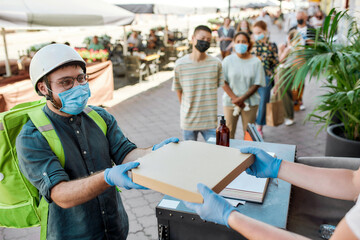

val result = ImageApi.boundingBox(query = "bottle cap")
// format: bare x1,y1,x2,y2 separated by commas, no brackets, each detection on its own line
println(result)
218,115,226,125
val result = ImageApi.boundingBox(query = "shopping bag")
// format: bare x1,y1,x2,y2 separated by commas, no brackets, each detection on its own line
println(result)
266,92,284,127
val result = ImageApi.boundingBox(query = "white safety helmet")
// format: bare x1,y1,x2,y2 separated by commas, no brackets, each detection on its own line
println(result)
29,43,86,95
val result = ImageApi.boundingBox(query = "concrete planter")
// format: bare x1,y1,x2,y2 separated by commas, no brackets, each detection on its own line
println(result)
325,123,360,157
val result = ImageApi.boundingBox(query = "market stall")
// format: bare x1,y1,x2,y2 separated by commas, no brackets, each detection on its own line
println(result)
0,60,114,112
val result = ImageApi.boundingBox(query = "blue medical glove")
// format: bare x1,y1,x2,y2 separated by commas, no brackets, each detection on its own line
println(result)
240,147,282,178
152,137,179,151
104,162,147,190
183,183,237,228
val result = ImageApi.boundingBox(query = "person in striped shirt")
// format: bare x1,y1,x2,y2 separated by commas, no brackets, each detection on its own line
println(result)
172,25,225,141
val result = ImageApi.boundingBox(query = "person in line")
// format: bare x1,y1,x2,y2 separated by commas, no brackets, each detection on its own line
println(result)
88,35,105,51
235,20,253,36
288,10,315,111
251,20,279,138
289,10,315,46
310,9,325,29
218,17,235,59
276,29,302,126
16,43,179,240
172,25,224,141
184,147,360,240
222,32,265,139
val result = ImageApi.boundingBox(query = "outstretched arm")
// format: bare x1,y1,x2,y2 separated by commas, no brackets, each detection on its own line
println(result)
241,147,359,201
51,171,109,209
228,211,309,240
278,161,358,201
51,162,145,208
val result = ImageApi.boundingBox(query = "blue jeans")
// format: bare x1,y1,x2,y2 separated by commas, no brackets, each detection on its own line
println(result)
256,76,272,126
182,129,216,141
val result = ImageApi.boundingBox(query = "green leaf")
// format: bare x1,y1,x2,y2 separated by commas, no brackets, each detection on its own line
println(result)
347,90,355,103
342,109,360,124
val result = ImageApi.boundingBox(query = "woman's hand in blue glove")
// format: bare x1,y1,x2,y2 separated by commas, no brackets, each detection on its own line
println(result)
241,147,282,178
152,137,179,151
104,162,147,190
183,183,237,228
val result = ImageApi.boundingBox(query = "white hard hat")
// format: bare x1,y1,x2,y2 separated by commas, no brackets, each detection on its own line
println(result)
29,44,86,94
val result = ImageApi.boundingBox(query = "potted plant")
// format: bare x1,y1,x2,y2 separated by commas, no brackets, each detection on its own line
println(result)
279,9,360,157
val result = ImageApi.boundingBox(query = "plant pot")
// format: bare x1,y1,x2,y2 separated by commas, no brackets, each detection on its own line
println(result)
325,123,360,157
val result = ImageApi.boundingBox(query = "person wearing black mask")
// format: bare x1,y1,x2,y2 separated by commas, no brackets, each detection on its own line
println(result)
172,25,225,141
289,10,315,46
288,10,315,111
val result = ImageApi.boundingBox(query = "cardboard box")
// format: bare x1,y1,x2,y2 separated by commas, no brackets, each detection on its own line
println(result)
131,141,254,203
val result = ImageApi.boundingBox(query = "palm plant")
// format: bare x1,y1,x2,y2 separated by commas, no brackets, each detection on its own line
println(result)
279,9,360,141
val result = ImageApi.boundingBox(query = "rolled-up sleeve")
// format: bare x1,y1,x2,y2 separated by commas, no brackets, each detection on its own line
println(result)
254,59,266,87
16,121,69,203
91,106,137,165
172,62,182,91
218,60,225,87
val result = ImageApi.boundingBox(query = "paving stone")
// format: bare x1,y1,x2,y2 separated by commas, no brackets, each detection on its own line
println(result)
143,224,159,240
126,232,149,240
125,197,148,208
138,215,158,228
132,205,155,218
128,220,143,233
126,209,136,220
143,192,164,204
121,189,143,200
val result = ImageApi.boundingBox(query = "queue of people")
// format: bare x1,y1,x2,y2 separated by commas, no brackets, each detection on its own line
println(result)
179,18,280,140
199,7,325,139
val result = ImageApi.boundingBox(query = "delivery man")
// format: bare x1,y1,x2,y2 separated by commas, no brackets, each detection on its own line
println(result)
16,43,178,240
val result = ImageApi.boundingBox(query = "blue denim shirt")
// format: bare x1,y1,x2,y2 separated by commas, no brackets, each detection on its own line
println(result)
16,105,137,240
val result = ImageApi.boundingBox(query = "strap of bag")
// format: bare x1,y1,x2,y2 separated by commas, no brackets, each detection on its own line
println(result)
28,110,66,167
83,106,107,136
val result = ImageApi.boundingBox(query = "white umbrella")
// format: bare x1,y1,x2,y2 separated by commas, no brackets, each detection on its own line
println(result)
106,0,229,15
0,0,135,76
106,0,229,46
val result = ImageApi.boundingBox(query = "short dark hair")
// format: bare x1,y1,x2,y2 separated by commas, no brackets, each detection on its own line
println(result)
233,32,253,51
193,25,212,35
234,31,250,42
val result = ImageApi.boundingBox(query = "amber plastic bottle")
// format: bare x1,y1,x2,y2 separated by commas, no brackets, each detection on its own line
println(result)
216,116,230,147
